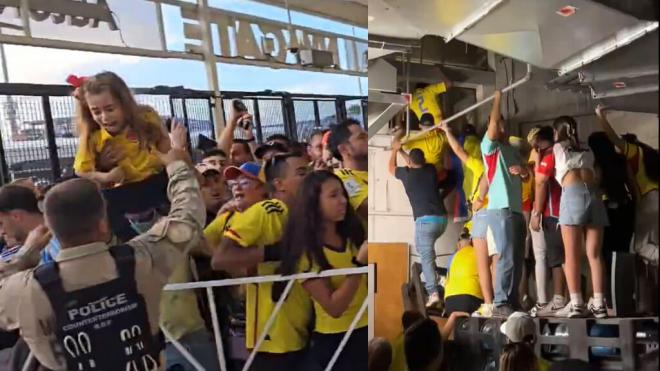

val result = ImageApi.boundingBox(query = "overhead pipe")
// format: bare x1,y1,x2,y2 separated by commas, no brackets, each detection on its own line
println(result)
578,65,658,83
403,63,532,144
591,83,658,99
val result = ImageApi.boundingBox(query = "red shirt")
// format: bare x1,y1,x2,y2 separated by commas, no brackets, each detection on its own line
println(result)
535,149,561,218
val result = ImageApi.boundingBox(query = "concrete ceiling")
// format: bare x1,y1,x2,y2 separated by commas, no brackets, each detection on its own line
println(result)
368,0,657,70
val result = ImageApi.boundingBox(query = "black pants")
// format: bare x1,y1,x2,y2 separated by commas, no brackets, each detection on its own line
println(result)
310,326,367,371
102,171,169,241
602,202,635,306
445,294,483,316
251,349,307,371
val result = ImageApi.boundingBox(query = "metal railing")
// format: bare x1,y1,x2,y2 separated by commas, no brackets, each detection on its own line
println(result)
19,266,372,371
0,83,366,185
162,266,371,371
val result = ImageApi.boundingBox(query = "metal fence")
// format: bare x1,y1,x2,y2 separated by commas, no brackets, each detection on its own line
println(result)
0,84,366,185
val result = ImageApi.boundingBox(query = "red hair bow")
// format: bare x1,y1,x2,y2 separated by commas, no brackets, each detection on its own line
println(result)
66,74,87,88
66,74,88,100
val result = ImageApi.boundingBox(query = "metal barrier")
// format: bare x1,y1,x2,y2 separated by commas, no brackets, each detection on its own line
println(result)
0,83,366,185
162,266,371,371
19,266,372,371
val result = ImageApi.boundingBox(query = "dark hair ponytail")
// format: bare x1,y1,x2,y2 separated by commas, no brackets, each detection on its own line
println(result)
553,115,582,151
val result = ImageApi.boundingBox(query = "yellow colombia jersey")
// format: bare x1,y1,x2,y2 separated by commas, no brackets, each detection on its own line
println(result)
402,130,448,173
222,199,312,353
465,156,489,208
410,82,447,125
624,142,658,196
334,168,368,214
298,242,368,334
444,245,483,300
204,211,238,248
74,107,164,184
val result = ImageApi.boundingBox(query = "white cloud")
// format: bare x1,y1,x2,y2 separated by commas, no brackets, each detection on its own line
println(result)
4,45,144,84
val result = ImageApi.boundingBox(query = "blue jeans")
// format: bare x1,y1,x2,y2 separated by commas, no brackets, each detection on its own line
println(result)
487,209,525,307
414,216,448,295
165,329,220,371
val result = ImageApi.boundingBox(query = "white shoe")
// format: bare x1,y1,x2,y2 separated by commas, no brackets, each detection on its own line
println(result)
471,303,494,318
556,301,587,318
426,292,441,308
588,298,608,318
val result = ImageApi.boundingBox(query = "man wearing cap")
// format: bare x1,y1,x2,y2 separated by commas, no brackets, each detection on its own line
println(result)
394,112,452,183
0,186,67,273
500,312,551,371
254,142,289,163
195,162,231,225
210,153,312,371
481,91,526,317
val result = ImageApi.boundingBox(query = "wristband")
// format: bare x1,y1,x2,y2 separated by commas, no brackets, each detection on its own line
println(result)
246,137,255,142
531,209,541,217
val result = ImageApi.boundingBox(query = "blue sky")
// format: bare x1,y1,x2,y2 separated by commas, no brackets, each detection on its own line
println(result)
4,0,367,95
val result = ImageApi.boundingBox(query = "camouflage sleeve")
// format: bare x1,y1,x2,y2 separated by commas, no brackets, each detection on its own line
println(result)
127,160,206,282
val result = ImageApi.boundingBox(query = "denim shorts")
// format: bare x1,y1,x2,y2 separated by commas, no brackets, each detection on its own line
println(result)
471,209,489,239
559,183,609,227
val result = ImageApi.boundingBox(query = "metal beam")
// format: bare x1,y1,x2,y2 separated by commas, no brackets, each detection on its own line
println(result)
403,63,532,144
578,65,658,83
592,83,658,99
368,103,403,140
558,21,659,76
444,0,504,42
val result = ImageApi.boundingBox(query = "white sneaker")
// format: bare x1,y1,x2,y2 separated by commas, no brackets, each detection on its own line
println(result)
426,292,441,308
531,300,567,317
588,298,608,319
471,303,494,318
556,301,587,318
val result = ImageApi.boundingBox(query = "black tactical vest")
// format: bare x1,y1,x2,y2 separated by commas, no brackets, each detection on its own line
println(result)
33,244,162,371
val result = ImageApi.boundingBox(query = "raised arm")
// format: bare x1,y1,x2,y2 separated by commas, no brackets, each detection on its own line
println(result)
441,122,469,163
486,90,502,141
388,139,402,176
595,105,625,152
129,149,206,277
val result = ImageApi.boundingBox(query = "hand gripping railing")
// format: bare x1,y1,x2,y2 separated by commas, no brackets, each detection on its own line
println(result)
402,63,532,144
162,266,371,371
19,266,371,371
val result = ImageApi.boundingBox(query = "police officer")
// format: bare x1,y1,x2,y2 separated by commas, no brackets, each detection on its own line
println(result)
0,147,205,371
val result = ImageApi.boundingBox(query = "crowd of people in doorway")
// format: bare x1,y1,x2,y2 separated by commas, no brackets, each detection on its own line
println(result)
0,71,370,371
372,77,658,370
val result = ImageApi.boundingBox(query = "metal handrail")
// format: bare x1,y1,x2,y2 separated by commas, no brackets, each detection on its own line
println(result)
402,63,532,144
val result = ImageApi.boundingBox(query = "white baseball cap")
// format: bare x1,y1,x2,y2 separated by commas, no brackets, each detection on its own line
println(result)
500,311,536,343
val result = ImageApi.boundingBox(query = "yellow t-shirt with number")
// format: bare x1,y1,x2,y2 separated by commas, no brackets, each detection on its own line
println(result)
624,142,659,196
298,242,368,334
73,107,164,184
402,130,448,173
223,199,312,353
410,82,447,125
